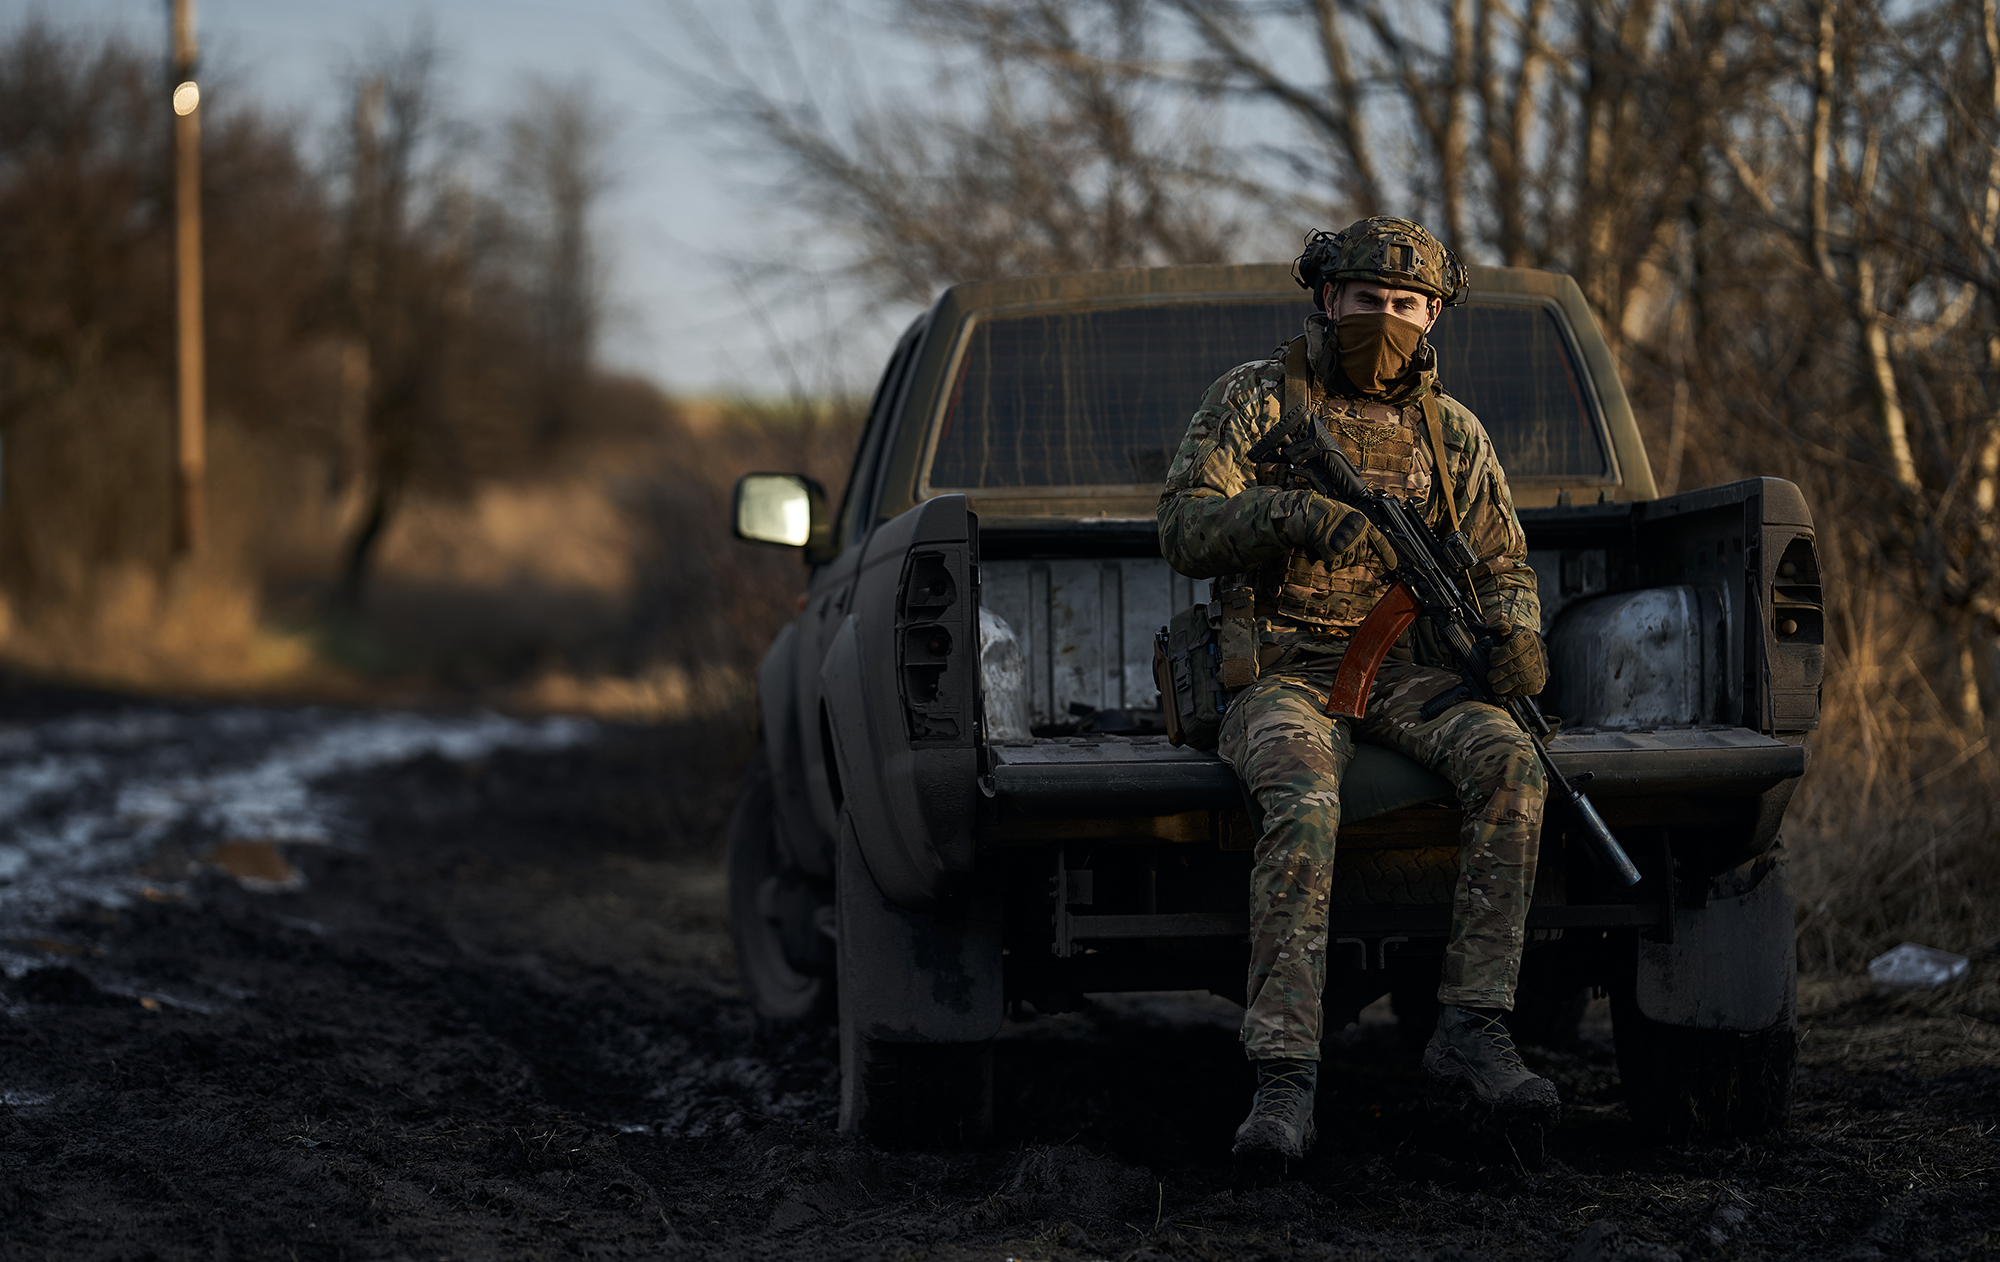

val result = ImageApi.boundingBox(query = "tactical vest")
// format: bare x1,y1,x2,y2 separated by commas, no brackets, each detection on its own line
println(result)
1249,337,1457,632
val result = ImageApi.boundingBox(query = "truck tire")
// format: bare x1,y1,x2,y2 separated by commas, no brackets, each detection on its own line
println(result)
727,747,835,1029
1611,992,1796,1141
835,817,1000,1148
843,1035,994,1150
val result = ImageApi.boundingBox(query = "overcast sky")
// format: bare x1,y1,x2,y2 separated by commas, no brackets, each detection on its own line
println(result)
2,0,921,397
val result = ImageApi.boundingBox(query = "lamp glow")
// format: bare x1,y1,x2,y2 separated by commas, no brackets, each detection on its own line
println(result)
172,81,200,116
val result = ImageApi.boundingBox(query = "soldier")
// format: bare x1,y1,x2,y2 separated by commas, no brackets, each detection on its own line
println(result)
1157,217,1558,1166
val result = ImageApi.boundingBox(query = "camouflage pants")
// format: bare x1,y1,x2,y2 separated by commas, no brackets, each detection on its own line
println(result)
1218,651,1547,1061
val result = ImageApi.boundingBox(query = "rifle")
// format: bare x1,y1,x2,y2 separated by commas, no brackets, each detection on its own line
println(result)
1246,407,1643,888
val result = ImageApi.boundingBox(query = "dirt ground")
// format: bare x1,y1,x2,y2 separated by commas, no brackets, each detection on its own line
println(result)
0,696,1995,1262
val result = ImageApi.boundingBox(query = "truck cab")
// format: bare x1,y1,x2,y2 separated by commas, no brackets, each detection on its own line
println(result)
729,264,1819,1147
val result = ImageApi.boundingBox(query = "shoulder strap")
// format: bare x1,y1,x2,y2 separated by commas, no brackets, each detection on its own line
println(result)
1419,393,1461,535
1281,337,1310,419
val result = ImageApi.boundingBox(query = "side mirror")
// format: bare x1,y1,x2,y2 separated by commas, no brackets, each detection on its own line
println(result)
733,472,834,562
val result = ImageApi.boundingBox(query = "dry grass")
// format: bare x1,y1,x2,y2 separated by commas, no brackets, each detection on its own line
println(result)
1800,964,2000,1076
0,405,328,691
1788,594,2000,974
503,664,753,724
0,392,862,712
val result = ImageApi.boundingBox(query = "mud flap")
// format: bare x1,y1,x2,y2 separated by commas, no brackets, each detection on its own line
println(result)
1636,854,1795,1031
1615,854,1797,1140
835,814,1001,1146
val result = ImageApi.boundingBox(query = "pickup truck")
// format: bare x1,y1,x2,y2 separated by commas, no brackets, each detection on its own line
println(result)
727,263,1821,1148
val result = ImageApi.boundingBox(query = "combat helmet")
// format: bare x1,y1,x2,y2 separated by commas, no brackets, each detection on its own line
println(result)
1294,217,1468,309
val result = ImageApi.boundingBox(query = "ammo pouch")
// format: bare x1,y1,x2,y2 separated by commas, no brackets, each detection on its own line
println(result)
1153,580,1260,750
1155,603,1226,749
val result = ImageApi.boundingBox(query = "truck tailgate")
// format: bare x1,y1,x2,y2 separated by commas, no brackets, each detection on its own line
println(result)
988,727,1804,820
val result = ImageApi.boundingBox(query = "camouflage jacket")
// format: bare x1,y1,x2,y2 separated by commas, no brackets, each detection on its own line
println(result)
1157,328,1539,655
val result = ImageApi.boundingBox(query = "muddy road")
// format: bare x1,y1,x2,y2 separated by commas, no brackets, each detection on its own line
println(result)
0,693,1994,1261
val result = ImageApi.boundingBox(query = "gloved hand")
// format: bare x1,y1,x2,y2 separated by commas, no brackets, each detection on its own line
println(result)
1487,621,1547,698
1281,493,1374,566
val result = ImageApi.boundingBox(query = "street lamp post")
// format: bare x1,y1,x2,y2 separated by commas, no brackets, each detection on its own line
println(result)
170,0,205,555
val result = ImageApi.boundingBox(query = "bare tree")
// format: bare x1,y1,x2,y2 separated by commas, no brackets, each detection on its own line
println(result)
332,35,606,607
504,79,611,447
672,0,1254,306
1669,0,2000,722
334,33,456,608
1055,0,1780,356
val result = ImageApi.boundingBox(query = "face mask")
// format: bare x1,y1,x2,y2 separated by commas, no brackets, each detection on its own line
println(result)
1334,311,1426,394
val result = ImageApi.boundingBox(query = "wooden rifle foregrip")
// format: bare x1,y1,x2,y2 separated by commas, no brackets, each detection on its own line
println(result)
1325,583,1420,720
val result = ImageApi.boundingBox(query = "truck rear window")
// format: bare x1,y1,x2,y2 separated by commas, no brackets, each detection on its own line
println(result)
927,299,1611,490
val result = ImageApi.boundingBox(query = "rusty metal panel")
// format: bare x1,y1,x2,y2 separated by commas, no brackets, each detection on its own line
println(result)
1547,584,1724,728
981,559,1198,727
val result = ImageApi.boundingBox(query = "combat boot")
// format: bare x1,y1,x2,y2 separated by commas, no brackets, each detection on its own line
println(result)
1422,1004,1561,1115
1232,1058,1318,1165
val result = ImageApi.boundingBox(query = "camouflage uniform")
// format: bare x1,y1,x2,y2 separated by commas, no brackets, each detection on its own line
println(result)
1158,316,1546,1063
